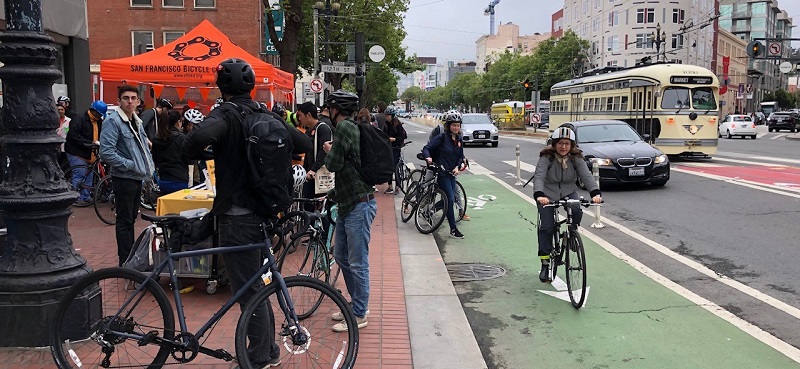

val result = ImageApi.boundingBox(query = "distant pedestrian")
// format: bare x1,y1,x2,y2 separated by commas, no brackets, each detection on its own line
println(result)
374,101,387,130
56,104,71,160
140,98,173,142
297,102,333,203
383,107,407,195
65,101,107,207
152,109,190,195
99,85,155,267
57,95,78,121
323,90,376,332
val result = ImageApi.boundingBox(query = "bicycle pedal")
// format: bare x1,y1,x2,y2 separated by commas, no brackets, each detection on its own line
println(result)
137,331,159,346
215,349,234,361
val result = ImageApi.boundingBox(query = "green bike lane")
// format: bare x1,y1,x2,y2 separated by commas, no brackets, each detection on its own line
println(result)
435,173,800,369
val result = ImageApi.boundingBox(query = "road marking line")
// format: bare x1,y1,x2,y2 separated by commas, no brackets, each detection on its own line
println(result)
481,171,800,363
711,157,783,166
502,160,536,173
717,153,800,166
770,134,787,140
673,167,800,196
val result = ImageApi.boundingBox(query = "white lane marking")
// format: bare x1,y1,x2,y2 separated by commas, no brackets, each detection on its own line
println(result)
467,160,495,175
499,135,547,144
483,172,800,363
537,276,591,307
716,153,800,166
770,134,788,140
675,162,721,168
502,160,536,173
710,157,782,167
673,167,800,196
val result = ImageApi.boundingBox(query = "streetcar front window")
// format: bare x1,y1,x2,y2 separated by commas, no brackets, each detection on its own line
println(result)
691,87,717,111
661,87,690,110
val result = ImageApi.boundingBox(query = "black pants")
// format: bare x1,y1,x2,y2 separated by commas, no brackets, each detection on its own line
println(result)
390,147,401,188
536,191,583,257
112,176,143,267
218,212,280,364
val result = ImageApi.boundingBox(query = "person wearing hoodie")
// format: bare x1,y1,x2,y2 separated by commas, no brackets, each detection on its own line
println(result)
99,85,155,267
64,101,107,206
152,109,190,195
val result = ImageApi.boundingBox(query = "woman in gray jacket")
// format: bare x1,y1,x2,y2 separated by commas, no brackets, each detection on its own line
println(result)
532,126,602,283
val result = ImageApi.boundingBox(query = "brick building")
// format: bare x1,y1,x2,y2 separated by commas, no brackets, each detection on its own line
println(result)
88,0,266,103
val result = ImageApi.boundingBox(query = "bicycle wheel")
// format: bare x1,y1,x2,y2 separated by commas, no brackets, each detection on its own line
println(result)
279,234,328,282
51,267,175,369
565,230,587,309
234,276,358,369
94,176,116,225
407,169,424,189
454,180,467,223
400,182,420,223
396,162,411,194
139,179,158,211
415,187,448,234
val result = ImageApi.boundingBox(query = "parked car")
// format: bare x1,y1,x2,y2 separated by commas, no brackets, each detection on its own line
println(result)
570,120,670,187
460,113,499,147
767,112,799,132
718,114,757,139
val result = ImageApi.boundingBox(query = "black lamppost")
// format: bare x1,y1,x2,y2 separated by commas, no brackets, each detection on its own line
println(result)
315,0,340,98
0,0,92,347
650,23,667,63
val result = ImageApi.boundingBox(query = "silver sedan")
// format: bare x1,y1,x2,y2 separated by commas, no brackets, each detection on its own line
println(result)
460,113,499,147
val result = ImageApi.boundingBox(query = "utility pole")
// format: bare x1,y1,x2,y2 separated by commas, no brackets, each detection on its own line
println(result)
313,5,320,105
355,32,365,105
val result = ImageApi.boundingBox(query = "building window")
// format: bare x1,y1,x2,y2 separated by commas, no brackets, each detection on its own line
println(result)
635,33,652,48
131,0,152,6
671,34,684,49
607,35,619,51
132,31,154,55
751,2,766,15
593,16,600,32
164,31,185,45
637,8,655,24
163,0,183,7
195,0,215,8
607,11,619,26
594,0,601,9
672,9,685,24
583,0,589,13
606,60,618,66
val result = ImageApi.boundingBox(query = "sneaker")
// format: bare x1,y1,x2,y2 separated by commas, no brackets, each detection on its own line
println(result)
384,188,394,194
233,356,281,369
332,309,369,321
462,214,471,221
332,316,368,332
539,261,552,283
73,199,92,207
450,229,464,239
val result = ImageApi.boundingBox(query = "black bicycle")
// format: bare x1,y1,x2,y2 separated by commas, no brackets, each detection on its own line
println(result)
50,213,358,369
395,141,413,194
542,197,601,309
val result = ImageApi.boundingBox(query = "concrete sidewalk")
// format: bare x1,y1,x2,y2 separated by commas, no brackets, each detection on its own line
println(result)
0,188,487,369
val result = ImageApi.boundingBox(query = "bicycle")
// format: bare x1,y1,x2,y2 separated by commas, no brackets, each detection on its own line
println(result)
395,141,413,194
541,197,601,309
404,160,466,224
93,174,161,226
62,144,109,208
399,162,449,234
50,213,358,369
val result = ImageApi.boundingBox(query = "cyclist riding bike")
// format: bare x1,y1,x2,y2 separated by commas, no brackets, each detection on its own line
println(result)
532,126,602,283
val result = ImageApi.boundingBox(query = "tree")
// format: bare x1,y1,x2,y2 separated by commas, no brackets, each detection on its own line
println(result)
773,89,797,109
400,86,424,109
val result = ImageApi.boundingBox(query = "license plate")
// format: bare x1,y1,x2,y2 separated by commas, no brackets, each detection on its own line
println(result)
476,134,486,139
629,168,645,176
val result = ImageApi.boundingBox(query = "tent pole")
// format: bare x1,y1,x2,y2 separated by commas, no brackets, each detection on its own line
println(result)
100,79,104,104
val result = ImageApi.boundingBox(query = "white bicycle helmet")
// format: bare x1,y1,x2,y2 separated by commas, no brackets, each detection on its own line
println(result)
551,126,576,142
292,165,307,193
442,110,462,123
183,109,205,124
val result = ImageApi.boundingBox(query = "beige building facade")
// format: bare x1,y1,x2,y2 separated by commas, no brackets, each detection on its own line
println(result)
475,23,550,73
716,28,749,116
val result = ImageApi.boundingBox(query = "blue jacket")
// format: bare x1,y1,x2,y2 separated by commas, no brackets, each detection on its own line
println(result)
422,132,465,173
99,107,155,181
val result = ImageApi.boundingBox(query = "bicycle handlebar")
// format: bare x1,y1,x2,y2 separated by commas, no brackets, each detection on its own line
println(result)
542,197,603,208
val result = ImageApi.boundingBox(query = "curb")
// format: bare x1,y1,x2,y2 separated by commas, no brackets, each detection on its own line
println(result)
786,134,800,141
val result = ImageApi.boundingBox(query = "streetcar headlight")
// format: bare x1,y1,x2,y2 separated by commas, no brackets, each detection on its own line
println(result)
654,154,668,164
590,158,613,166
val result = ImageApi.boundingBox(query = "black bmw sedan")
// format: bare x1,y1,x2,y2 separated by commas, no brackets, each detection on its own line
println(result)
570,120,670,187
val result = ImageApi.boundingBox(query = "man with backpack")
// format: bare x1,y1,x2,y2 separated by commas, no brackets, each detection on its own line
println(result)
184,58,311,369
322,90,381,332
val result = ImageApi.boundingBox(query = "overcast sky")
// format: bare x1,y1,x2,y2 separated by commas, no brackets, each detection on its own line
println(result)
401,0,800,62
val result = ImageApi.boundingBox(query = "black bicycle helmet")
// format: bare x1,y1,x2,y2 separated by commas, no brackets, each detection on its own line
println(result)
157,98,173,109
216,58,255,95
384,107,398,116
325,90,359,114
272,103,286,118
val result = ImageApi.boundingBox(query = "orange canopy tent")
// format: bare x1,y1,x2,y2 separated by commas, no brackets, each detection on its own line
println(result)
99,20,294,103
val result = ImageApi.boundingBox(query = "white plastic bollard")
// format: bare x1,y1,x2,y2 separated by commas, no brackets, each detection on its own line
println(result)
590,164,605,228
515,145,523,186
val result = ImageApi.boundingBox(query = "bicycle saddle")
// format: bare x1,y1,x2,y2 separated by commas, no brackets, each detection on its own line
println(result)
141,213,189,226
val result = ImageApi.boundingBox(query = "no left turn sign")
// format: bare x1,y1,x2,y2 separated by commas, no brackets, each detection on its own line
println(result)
768,42,782,56
310,79,324,94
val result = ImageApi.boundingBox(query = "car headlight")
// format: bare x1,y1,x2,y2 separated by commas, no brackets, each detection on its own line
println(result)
654,154,668,164
490,128,498,133
590,158,612,166
463,129,473,135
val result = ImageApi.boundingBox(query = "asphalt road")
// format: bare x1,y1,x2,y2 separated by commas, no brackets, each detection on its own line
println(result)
400,119,800,365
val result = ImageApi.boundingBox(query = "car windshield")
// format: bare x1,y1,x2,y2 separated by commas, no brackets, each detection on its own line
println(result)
691,87,717,111
461,115,492,124
577,124,642,144
661,87,691,109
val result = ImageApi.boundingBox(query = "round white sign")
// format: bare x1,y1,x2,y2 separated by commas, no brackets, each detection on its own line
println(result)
779,61,793,74
369,45,386,63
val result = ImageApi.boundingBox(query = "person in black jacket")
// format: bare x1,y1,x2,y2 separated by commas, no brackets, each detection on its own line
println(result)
64,102,106,206
184,58,311,369
152,109,190,195
297,102,333,201
422,110,466,239
140,98,173,142
383,107,407,194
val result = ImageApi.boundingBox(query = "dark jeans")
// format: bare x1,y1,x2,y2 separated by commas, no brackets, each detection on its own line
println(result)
390,147,401,188
437,174,458,231
158,178,188,195
112,176,143,266
536,191,582,257
218,212,279,364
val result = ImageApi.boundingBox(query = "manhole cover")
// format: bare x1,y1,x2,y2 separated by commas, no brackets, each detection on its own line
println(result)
446,263,506,282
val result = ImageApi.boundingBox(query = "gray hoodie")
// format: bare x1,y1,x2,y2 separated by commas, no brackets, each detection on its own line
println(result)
532,155,600,200
99,106,155,181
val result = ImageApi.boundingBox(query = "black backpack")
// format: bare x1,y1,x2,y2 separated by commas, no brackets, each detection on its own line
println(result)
352,121,394,186
221,102,294,218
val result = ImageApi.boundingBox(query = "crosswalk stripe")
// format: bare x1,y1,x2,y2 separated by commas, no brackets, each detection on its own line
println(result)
502,160,536,172
770,134,787,140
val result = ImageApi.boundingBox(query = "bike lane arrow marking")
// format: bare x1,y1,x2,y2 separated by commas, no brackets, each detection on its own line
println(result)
537,276,591,307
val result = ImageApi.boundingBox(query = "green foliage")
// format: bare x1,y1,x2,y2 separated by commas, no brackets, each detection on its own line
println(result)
772,89,797,109
400,86,424,104
421,30,589,112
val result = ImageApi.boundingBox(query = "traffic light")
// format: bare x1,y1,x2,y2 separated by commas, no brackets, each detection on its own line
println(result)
746,41,763,58
522,78,531,90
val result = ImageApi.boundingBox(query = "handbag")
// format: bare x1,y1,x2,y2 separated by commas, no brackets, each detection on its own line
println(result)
313,122,334,194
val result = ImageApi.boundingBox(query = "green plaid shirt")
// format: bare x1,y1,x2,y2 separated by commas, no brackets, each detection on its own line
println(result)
325,119,372,216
